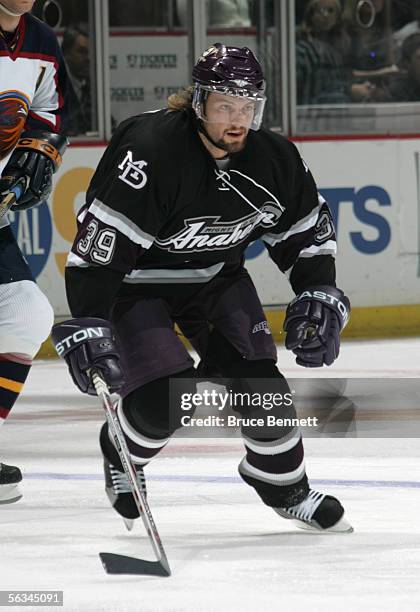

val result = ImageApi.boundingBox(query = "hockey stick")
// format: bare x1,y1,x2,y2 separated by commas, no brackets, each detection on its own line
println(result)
302,324,318,343
0,182,25,219
91,370,171,577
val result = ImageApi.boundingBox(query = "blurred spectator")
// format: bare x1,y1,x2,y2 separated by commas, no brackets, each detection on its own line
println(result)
341,0,398,101
109,0,168,27
208,0,250,27
296,0,349,105
393,5,420,55
61,23,92,135
388,33,420,102
391,0,417,32
32,0,89,27
296,0,374,104
177,0,251,28
343,0,396,75
295,0,310,26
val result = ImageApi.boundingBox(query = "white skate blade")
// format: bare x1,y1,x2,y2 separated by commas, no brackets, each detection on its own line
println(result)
0,483,22,505
123,518,134,531
292,514,353,533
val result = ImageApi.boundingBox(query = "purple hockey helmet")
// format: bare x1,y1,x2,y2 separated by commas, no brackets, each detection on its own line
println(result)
192,43,267,130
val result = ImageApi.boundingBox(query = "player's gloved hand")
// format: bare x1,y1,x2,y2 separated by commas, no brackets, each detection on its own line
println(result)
51,318,124,395
0,130,68,211
283,285,350,367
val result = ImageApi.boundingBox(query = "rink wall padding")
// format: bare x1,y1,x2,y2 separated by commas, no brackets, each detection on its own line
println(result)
36,304,420,359
263,305,420,340
15,139,420,356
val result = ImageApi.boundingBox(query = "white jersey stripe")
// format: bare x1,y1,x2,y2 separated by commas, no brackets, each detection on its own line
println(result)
77,208,88,223
123,262,225,284
66,252,91,268
262,198,323,246
239,457,306,484
117,401,170,449
299,239,337,258
242,428,301,455
89,198,154,248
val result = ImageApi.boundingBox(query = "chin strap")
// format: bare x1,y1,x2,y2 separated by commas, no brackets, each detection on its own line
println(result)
197,119,224,151
0,2,24,16
195,116,231,154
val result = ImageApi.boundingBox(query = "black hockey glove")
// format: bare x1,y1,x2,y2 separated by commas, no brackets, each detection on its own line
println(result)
0,130,68,211
284,285,350,368
51,318,124,395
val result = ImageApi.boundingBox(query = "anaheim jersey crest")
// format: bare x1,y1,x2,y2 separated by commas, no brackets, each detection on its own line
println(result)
155,168,284,253
155,208,282,253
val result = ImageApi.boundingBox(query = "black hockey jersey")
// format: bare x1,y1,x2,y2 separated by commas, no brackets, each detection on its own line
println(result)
66,108,337,318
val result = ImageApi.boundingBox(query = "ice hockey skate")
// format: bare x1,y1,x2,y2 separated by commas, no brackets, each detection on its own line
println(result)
275,489,353,533
0,463,22,504
100,423,147,530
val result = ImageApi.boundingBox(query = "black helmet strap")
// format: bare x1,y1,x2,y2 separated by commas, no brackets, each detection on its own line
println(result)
191,112,231,154
197,119,231,153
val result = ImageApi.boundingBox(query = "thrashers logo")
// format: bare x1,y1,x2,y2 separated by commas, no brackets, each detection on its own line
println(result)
0,90,30,161
155,207,282,253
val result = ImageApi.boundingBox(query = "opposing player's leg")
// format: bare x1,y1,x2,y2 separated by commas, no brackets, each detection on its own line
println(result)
197,272,352,532
0,227,54,503
101,296,196,522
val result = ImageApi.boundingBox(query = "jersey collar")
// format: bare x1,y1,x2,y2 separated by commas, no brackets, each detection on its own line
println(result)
0,14,24,59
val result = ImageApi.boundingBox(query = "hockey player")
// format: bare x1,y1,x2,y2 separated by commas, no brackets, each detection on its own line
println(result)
53,43,352,532
0,0,68,502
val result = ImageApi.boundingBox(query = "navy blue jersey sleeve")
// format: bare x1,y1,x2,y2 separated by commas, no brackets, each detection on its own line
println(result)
22,15,71,134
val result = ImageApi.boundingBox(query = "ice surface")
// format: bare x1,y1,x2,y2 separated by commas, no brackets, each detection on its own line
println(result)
1,339,420,611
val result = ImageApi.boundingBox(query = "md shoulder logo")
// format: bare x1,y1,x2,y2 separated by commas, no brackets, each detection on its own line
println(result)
118,150,148,189
10,202,52,278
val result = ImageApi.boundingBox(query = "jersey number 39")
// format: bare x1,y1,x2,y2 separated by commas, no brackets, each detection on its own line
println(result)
77,220,116,264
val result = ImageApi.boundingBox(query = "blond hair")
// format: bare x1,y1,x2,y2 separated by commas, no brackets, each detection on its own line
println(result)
167,86,195,112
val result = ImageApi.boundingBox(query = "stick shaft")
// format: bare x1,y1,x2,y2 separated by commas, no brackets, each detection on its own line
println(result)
91,371,170,572
0,192,17,219
0,183,24,219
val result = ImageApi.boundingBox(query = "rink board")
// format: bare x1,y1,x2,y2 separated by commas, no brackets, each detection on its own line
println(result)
12,138,420,349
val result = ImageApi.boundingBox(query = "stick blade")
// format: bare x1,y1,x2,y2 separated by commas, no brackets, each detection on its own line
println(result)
99,552,171,576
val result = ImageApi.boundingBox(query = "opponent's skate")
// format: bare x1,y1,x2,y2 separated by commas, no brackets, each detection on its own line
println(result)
100,423,146,530
275,489,353,533
0,463,22,504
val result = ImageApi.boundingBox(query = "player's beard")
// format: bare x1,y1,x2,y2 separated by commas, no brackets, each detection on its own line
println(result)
213,139,245,154
213,128,248,154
